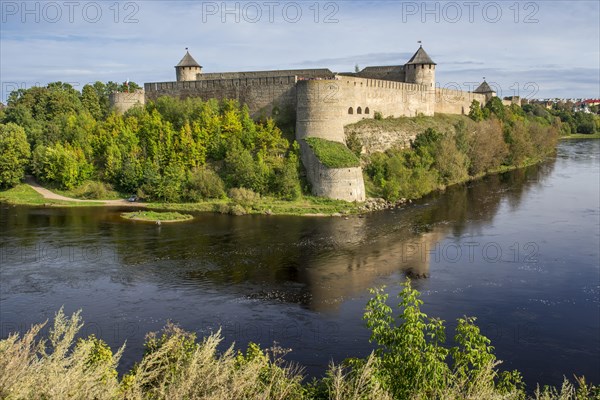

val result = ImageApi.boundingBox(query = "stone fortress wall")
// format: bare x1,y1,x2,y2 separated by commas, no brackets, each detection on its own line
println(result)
108,90,145,114
123,47,499,202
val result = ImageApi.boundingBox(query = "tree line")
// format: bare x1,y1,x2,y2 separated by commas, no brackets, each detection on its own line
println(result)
0,82,302,201
362,98,563,201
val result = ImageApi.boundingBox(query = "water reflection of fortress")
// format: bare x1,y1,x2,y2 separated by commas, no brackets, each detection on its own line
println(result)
103,161,555,312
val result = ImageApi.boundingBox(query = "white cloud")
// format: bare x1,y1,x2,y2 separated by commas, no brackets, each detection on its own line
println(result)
1,0,598,101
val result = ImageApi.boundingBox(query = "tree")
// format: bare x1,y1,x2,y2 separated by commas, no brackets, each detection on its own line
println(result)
81,85,102,120
484,97,506,121
0,123,31,188
468,100,484,122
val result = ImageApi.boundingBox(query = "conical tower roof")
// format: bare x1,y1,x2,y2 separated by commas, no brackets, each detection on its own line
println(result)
474,81,495,93
406,46,436,65
176,50,201,68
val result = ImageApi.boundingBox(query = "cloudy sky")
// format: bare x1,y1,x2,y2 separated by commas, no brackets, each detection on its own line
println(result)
1,0,599,102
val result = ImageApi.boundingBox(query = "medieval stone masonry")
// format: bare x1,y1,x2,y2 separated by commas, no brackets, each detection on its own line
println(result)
112,46,496,202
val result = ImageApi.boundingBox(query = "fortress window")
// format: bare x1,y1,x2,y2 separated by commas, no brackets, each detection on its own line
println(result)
348,107,354,114
365,107,370,114
357,107,362,114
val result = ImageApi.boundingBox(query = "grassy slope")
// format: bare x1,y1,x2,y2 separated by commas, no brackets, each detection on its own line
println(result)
346,113,470,135
304,137,360,168
0,184,102,207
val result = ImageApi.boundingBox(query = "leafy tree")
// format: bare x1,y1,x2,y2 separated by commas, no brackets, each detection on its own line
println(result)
0,123,31,188
468,100,484,121
484,97,505,121
81,84,102,120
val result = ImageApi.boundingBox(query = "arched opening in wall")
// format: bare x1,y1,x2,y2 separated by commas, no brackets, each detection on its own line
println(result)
357,107,362,114
365,107,370,114
348,107,354,114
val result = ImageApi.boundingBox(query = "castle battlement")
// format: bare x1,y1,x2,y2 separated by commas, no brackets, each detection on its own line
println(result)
139,46,492,202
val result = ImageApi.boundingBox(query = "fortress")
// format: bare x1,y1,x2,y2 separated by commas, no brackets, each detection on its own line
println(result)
112,46,500,202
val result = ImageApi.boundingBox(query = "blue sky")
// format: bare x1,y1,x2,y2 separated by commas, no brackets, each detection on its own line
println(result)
1,0,599,102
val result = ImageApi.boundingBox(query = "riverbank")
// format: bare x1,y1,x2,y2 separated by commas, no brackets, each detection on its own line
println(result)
0,183,362,216
560,133,600,139
0,149,557,216
1,282,596,399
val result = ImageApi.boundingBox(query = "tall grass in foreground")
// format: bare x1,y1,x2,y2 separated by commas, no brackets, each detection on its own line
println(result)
1,281,597,399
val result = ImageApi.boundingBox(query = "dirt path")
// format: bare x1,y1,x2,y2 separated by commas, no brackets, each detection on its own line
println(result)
25,177,146,207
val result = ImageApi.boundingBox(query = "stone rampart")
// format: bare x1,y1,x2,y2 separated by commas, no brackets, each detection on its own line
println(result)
435,88,487,115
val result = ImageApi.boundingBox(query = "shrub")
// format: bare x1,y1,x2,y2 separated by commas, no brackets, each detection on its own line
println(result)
304,137,360,168
73,181,117,199
186,167,226,201
374,111,383,120
228,187,260,208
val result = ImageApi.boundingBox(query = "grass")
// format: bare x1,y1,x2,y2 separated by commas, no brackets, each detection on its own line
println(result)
0,184,102,207
346,113,468,135
121,211,193,222
560,133,600,139
1,286,596,400
150,196,361,216
0,183,361,216
304,137,360,168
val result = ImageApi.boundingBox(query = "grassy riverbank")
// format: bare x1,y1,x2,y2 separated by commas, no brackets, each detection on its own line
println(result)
0,183,360,216
0,280,596,399
560,133,600,139
0,184,103,207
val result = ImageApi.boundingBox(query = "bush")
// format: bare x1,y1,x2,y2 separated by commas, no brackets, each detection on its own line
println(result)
228,187,260,208
374,111,383,120
186,167,226,201
72,181,117,199
304,137,360,168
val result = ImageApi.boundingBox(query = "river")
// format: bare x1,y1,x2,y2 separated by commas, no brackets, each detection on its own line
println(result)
1,139,598,387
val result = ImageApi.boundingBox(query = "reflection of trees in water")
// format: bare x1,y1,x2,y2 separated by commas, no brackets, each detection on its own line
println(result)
0,156,558,311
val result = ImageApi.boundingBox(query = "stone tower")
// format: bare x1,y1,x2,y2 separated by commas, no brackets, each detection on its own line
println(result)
404,45,436,88
474,80,496,103
175,49,202,82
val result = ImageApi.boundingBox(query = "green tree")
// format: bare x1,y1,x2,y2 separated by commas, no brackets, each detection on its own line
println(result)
468,100,484,121
0,123,31,188
484,97,506,121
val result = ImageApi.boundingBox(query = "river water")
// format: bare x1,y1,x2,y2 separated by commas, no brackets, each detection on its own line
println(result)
1,140,598,387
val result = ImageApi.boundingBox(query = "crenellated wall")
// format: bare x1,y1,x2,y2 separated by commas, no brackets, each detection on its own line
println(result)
435,88,487,115
144,71,491,203
145,77,298,119
296,76,434,144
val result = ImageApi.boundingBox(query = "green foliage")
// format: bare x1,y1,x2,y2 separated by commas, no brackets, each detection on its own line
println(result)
228,187,261,208
345,131,363,157
32,143,92,189
374,111,383,120
1,298,597,399
1,83,300,203
0,123,31,188
469,100,484,122
304,137,360,168
185,167,226,201
364,280,529,399
485,97,506,121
